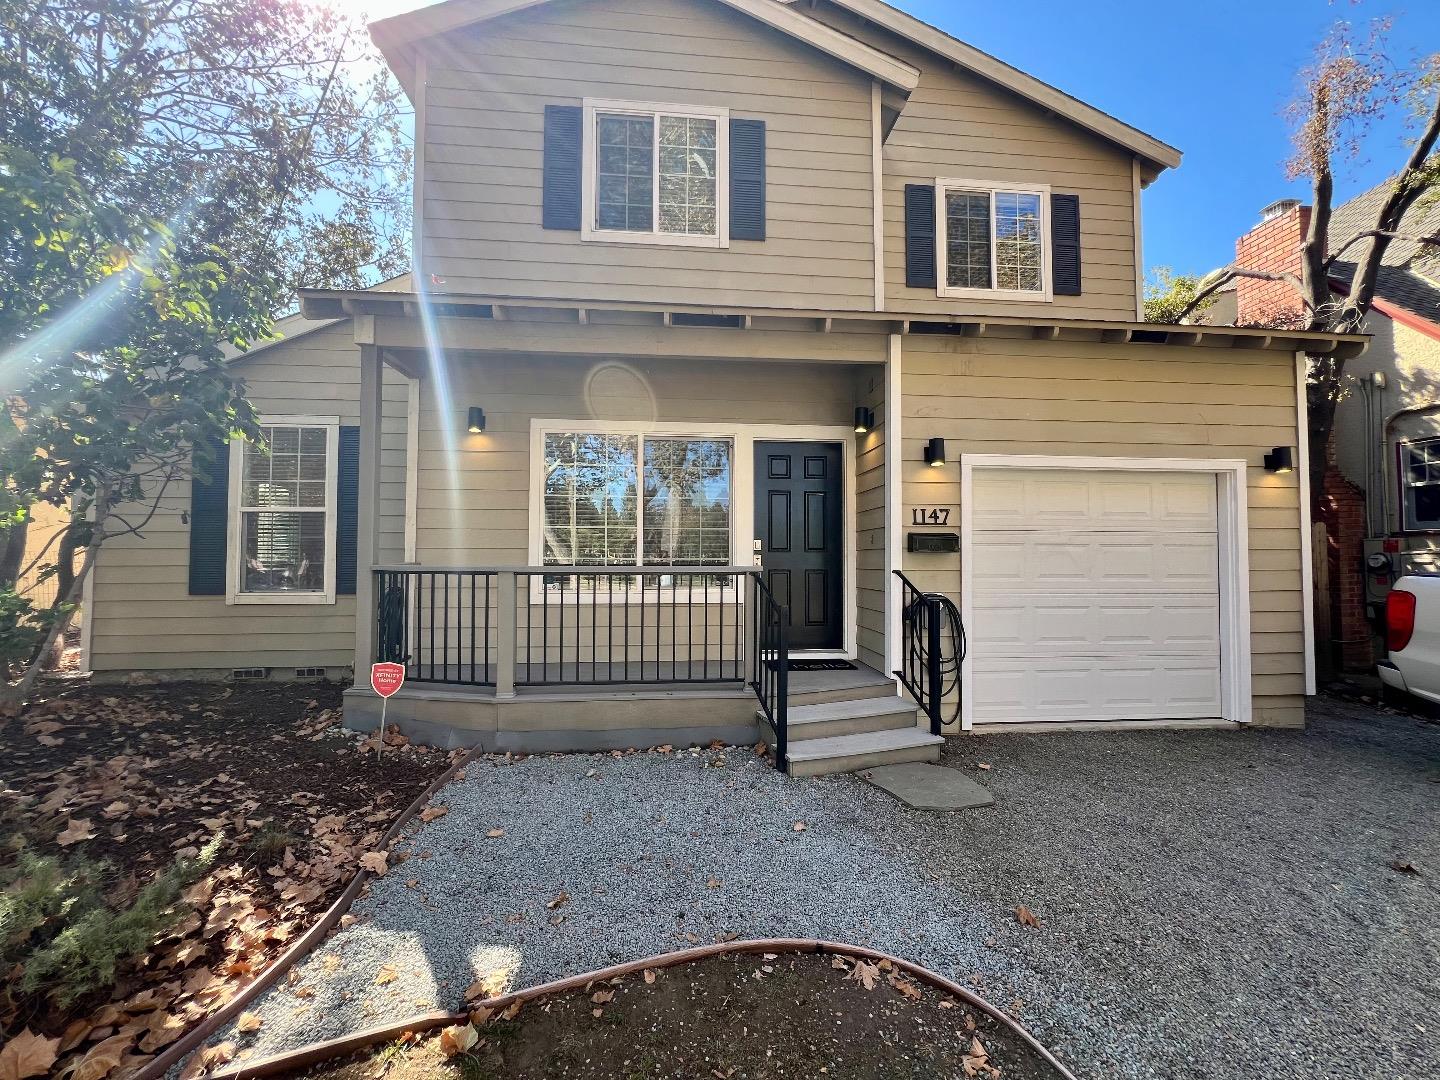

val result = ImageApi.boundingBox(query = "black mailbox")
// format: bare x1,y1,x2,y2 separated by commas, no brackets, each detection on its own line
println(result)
907,532,960,553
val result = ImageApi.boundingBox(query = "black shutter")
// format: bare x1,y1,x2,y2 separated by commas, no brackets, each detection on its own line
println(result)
1051,193,1082,296
188,437,230,596
542,104,583,231
904,183,937,289
336,426,359,596
729,118,766,241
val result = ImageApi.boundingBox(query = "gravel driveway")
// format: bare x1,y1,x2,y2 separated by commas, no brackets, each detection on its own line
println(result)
229,697,1440,1080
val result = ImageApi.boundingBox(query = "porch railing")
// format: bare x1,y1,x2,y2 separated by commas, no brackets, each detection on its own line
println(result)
373,566,754,693
750,574,790,772
893,570,945,736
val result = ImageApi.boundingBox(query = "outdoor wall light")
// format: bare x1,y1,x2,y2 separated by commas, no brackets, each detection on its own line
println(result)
854,406,875,433
1263,446,1294,474
924,437,947,468
467,407,486,434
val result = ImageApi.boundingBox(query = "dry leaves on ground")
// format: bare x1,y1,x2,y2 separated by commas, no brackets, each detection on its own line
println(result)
419,804,448,823
1014,905,1043,929
438,1023,479,1057
375,965,399,986
486,828,505,838
236,1012,263,1033
359,851,389,877
0,1028,60,1080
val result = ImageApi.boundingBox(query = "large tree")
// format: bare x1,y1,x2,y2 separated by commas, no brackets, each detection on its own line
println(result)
1176,18,1439,495
1,0,410,702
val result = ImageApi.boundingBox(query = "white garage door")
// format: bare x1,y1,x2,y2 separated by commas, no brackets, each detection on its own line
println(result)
969,468,1223,724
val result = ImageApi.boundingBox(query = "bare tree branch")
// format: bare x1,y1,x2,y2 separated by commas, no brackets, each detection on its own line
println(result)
1175,266,1315,324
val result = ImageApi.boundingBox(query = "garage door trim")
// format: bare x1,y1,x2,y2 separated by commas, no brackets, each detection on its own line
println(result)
959,454,1252,730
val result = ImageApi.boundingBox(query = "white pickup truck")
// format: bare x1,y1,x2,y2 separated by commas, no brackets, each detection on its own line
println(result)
1379,575,1440,705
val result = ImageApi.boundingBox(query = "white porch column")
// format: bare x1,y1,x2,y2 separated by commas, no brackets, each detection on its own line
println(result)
353,344,385,680
884,331,903,677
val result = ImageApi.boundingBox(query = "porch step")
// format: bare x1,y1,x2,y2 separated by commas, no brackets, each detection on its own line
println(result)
786,667,900,707
784,728,944,778
759,695,919,741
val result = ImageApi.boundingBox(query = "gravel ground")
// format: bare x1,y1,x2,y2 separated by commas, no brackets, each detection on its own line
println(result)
225,697,1440,1080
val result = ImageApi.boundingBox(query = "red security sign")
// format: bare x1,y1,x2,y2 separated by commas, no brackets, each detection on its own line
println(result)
371,662,405,698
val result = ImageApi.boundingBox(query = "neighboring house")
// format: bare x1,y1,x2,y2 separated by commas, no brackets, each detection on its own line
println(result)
1214,190,1440,671
86,0,1364,773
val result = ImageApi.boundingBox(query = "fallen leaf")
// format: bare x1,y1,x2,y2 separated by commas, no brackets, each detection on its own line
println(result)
1014,905,1043,929
968,1036,989,1062
469,1006,494,1025
419,805,449,823
359,851,388,877
69,1034,134,1080
642,969,658,984
486,828,505,839
939,998,956,1010
0,1028,60,1080
591,990,614,1004
500,1001,522,1021
792,821,807,832
237,1012,263,1033
200,1042,235,1070
847,960,881,991
706,878,721,889
591,1008,604,1018
375,964,399,985
438,1023,478,1057
1390,859,1422,875
56,818,96,847
976,762,993,771
546,891,570,910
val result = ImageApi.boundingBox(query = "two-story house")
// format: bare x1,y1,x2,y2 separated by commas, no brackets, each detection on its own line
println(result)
83,0,1365,774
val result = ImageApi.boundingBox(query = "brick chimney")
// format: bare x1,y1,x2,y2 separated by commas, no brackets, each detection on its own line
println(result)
1235,198,1311,327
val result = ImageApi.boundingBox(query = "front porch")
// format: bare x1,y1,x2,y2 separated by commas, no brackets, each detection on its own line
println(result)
343,564,947,772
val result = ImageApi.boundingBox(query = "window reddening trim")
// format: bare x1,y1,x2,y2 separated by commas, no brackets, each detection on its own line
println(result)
934,177,1052,303
225,414,340,606
580,97,730,249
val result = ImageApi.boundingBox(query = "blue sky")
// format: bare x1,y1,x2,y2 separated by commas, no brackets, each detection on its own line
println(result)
893,0,1440,280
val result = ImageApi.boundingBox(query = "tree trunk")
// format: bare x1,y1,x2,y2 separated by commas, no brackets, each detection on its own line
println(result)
0,517,27,591
0,509,104,713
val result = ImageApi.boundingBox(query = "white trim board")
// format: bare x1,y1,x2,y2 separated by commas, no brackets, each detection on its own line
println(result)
884,333,902,677
958,453,1253,730
1296,351,1316,696
526,418,859,660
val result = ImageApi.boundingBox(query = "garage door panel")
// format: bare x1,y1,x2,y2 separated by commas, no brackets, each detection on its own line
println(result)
972,596,1220,657
971,532,1219,592
970,658,1223,723
972,470,1218,532
970,466,1223,724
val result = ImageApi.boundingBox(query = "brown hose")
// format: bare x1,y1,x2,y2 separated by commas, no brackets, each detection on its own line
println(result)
211,939,1080,1080
135,744,482,1080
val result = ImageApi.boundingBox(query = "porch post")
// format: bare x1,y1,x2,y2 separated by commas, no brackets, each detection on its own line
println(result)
496,570,518,698
353,344,385,680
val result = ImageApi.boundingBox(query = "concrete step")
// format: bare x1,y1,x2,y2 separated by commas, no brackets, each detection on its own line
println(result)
785,667,900,707
784,727,944,778
758,695,919,741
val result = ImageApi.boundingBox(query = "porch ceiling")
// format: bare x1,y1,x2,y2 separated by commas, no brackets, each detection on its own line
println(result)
298,287,1370,362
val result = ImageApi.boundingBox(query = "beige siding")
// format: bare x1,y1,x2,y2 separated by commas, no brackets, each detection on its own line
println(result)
89,324,411,673
417,0,876,309
899,332,1305,728
811,2,1140,321
854,365,887,672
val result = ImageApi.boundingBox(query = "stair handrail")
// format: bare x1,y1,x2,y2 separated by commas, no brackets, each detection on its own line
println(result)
750,571,790,772
892,570,947,736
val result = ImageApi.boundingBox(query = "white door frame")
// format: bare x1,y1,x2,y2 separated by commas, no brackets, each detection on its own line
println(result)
959,454,1252,730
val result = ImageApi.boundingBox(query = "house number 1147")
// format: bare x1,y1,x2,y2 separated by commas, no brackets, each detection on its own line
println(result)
911,507,951,525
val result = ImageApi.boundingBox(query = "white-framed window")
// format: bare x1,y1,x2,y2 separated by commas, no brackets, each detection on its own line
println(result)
1401,438,1440,531
935,178,1051,302
535,429,734,591
580,98,729,249
226,415,339,605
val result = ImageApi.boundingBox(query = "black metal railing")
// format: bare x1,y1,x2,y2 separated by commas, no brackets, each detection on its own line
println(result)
514,566,749,687
375,568,497,685
893,570,945,736
751,572,789,771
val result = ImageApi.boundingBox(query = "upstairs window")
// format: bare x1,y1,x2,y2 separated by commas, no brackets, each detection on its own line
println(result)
1402,438,1440,531
582,99,729,249
937,180,1051,302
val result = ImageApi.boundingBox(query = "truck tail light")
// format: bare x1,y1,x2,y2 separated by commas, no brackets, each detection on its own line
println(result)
1387,589,1417,653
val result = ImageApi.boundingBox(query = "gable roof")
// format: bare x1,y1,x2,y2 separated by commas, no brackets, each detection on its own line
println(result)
371,0,1181,175
372,0,921,96
1327,180,1440,327
813,0,1180,175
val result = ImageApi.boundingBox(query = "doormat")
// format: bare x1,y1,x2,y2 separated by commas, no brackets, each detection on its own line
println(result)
787,659,857,671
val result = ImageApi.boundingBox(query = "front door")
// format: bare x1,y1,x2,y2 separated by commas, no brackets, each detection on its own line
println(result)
754,442,843,651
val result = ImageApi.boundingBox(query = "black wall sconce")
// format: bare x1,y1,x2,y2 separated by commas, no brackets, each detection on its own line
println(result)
467,407,486,434
854,406,875,433
1263,446,1294,474
924,437,946,467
